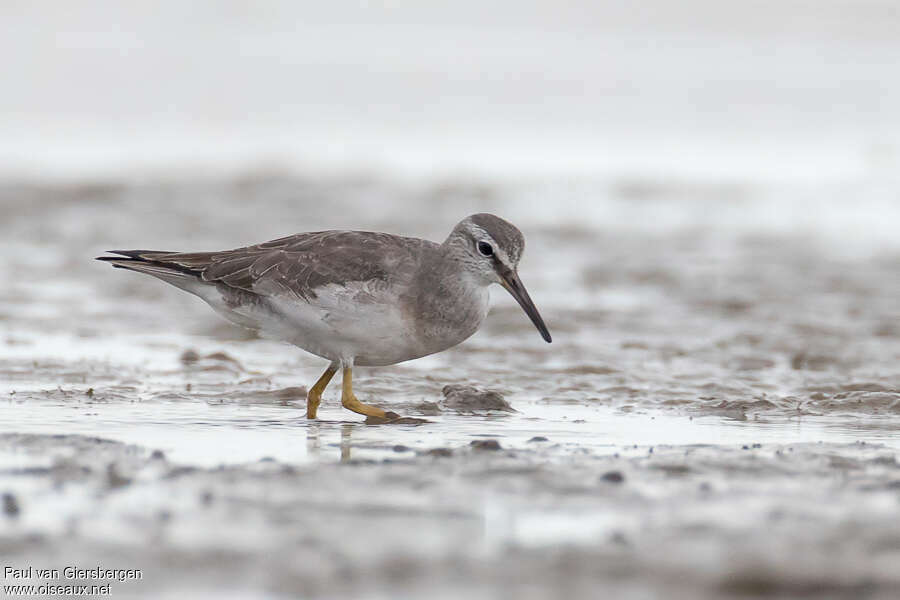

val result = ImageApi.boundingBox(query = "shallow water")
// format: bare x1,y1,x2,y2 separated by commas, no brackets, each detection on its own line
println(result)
1,177,899,598
3,395,900,469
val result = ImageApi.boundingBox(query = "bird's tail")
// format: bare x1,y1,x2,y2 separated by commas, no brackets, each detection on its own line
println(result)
95,250,208,292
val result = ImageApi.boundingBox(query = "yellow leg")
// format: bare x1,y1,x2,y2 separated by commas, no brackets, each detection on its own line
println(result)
306,364,337,419
341,367,390,418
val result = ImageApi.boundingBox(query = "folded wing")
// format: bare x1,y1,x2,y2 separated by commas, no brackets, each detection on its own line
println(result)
97,230,432,304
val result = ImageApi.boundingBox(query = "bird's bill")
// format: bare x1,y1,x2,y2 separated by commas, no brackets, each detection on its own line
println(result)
499,270,552,343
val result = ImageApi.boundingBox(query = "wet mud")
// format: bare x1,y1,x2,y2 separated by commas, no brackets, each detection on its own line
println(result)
2,432,899,599
441,384,514,413
2,177,899,598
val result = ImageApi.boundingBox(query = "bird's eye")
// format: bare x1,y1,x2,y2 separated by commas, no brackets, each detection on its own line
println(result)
477,241,494,257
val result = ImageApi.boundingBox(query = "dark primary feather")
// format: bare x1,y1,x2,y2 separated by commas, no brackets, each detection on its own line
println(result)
97,230,436,301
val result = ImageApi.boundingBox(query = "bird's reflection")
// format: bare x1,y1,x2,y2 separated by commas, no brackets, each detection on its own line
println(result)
305,421,358,462
306,422,321,458
341,423,354,462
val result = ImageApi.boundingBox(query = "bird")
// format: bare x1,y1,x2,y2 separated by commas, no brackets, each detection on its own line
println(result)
97,213,551,421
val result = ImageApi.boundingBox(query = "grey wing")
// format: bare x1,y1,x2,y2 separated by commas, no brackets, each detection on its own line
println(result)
100,230,432,303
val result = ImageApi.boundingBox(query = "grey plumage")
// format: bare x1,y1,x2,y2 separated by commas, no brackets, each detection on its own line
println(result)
99,230,433,302
467,213,525,263
97,213,550,370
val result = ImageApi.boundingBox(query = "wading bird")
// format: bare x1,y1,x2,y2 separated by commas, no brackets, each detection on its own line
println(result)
98,213,551,421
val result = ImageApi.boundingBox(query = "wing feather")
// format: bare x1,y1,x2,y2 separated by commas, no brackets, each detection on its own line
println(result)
105,231,435,304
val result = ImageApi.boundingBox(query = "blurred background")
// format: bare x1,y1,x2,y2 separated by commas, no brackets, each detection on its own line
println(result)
2,0,900,182
2,2,900,599
2,1,899,247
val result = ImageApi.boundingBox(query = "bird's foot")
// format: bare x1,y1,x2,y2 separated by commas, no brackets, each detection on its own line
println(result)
340,366,428,424
341,395,391,418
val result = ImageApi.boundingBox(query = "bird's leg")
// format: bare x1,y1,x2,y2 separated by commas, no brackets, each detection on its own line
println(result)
306,364,337,419
340,367,392,418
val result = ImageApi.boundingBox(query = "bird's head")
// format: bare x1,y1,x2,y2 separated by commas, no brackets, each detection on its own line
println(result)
446,213,552,343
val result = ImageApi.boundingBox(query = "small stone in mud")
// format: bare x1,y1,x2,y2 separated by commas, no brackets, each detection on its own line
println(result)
600,471,625,484
392,444,411,453
180,349,200,366
106,464,131,489
205,351,234,362
425,448,453,457
413,401,442,416
653,463,691,476
365,411,401,425
275,387,306,400
365,412,429,425
442,384,513,412
181,350,244,372
528,436,549,443
610,531,629,546
3,493,20,518
470,439,502,451
204,351,244,369
165,466,198,479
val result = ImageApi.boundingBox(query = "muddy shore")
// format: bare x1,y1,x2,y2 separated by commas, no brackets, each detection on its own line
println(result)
2,177,899,598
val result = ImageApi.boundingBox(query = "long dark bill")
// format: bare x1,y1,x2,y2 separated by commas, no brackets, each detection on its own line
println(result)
499,270,552,343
